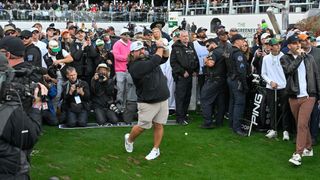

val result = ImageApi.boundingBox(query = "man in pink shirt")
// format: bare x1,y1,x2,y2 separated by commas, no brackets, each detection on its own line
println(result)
112,28,132,111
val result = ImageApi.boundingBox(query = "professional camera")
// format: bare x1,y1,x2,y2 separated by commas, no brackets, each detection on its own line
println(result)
109,103,121,114
98,73,105,82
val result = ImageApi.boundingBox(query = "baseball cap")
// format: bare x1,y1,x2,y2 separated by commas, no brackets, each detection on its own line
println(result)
143,29,152,36
230,34,246,44
268,38,281,45
287,35,299,44
0,36,25,57
218,30,228,36
197,27,207,34
120,28,130,35
204,38,219,45
95,39,105,47
261,33,270,40
20,30,32,38
48,40,61,53
61,30,70,37
298,34,309,41
30,27,39,33
130,41,144,51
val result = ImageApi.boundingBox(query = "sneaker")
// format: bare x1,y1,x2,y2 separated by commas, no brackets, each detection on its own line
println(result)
283,131,290,141
145,148,160,160
302,148,313,157
265,130,277,139
289,153,301,166
124,133,133,153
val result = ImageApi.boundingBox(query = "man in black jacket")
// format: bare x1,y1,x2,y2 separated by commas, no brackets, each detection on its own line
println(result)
124,40,169,160
170,30,199,125
281,35,320,166
20,30,42,67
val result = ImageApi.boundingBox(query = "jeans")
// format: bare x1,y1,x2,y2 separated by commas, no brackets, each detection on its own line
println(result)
95,108,118,125
174,75,192,122
200,78,226,126
227,77,246,132
67,109,88,127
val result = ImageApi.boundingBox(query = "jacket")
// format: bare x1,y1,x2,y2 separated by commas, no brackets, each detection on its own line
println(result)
24,44,42,67
91,78,115,109
280,52,320,98
112,39,131,72
170,40,199,79
128,54,170,103
0,102,41,177
61,79,90,111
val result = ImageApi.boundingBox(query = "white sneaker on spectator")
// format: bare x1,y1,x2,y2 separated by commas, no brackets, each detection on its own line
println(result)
124,133,133,153
265,130,277,139
289,153,301,166
145,148,160,160
302,148,313,157
283,131,289,141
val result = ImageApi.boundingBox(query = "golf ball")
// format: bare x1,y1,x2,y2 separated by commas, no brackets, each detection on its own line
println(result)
185,132,188,135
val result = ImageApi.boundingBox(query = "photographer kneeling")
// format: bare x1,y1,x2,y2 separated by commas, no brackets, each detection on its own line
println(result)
91,63,119,125
61,66,90,127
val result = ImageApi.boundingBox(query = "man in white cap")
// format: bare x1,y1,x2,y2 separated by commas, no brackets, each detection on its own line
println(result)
112,28,132,112
124,40,169,160
31,27,48,68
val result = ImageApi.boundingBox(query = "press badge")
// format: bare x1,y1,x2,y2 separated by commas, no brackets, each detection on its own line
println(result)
74,96,81,104
42,102,48,110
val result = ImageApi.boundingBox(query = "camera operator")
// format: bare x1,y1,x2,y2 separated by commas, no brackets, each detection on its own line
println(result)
43,39,73,111
70,29,98,87
61,66,90,127
0,47,47,179
91,63,119,125
95,39,115,78
0,36,45,111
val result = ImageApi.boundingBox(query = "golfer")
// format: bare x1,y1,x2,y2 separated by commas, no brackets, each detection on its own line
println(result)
124,40,170,160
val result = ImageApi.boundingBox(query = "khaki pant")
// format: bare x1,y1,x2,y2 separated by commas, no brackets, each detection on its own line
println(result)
289,97,315,154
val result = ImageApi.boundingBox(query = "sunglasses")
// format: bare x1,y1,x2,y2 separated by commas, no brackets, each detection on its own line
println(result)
205,44,210,48
5,31,15,36
20,36,31,40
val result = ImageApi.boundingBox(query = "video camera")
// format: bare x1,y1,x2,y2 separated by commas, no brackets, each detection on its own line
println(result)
0,67,46,103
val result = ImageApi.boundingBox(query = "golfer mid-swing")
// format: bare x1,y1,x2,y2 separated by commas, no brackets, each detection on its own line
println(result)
124,40,169,160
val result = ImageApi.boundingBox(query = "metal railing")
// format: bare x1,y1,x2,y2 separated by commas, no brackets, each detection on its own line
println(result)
0,9,168,23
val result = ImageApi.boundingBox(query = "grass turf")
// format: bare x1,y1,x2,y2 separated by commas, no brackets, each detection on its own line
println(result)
31,113,320,179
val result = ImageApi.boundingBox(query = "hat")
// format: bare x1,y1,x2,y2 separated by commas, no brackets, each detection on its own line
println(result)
268,38,281,45
107,26,115,31
76,28,86,34
197,27,207,34
230,34,246,44
3,25,15,33
0,36,25,57
261,33,270,40
96,63,110,71
218,25,225,29
48,40,61,53
230,28,238,32
204,38,219,45
309,35,316,42
61,30,70,37
120,28,130,35
298,34,310,41
30,27,39,33
143,29,152,36
46,26,56,32
130,41,144,51
218,30,228,36
172,31,180,37
150,21,165,30
95,39,105,47
287,35,299,44
20,30,32,38
316,36,320,46
68,25,78,30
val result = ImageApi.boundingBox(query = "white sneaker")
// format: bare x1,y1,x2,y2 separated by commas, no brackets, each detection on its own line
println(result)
265,130,277,139
124,133,133,153
302,148,313,157
289,153,301,166
283,131,290,141
145,148,160,160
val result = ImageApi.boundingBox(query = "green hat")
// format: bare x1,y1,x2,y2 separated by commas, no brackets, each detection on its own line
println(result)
95,39,105,47
268,38,281,46
48,40,61,53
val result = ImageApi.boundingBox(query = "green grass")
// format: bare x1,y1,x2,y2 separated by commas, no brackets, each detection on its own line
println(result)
31,113,320,180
